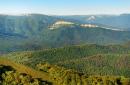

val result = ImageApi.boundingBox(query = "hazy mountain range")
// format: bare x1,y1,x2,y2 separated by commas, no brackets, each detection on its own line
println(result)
0,14,130,52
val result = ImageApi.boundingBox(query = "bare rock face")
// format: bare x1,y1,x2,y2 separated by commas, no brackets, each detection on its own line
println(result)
49,20,74,30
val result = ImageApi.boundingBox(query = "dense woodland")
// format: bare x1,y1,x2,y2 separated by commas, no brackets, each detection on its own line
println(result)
3,44,130,77
0,44,130,85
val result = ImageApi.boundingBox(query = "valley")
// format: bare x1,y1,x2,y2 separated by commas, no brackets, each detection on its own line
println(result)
0,14,130,85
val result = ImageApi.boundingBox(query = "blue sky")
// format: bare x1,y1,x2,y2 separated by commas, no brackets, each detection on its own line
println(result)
0,0,130,15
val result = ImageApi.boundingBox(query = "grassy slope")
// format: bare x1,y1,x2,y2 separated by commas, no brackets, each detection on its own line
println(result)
0,58,54,84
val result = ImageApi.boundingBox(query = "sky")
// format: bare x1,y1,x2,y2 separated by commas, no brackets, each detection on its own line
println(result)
0,0,130,15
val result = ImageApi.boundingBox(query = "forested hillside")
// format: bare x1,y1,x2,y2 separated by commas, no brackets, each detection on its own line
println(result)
0,58,130,85
0,14,130,53
2,44,130,77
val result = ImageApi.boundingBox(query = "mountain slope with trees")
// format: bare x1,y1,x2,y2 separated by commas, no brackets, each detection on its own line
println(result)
0,58,130,85
2,44,130,77
0,14,130,52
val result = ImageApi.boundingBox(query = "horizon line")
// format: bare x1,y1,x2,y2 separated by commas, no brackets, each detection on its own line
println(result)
0,12,130,16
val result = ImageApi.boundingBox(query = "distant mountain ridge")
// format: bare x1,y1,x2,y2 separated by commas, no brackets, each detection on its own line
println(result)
0,14,129,52
0,14,130,37
59,14,130,31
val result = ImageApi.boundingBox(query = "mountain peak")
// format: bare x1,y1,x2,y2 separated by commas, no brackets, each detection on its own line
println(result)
87,16,96,20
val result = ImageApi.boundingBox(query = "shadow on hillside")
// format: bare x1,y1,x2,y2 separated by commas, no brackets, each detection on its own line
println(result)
0,65,15,74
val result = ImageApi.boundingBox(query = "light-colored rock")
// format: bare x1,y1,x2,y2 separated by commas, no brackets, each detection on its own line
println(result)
49,21,74,30
80,24,98,28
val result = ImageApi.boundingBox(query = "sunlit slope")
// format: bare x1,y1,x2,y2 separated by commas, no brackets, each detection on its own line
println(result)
0,58,54,84
0,58,130,85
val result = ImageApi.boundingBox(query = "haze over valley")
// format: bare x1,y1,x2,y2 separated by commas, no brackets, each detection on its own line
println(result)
0,0,130,85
